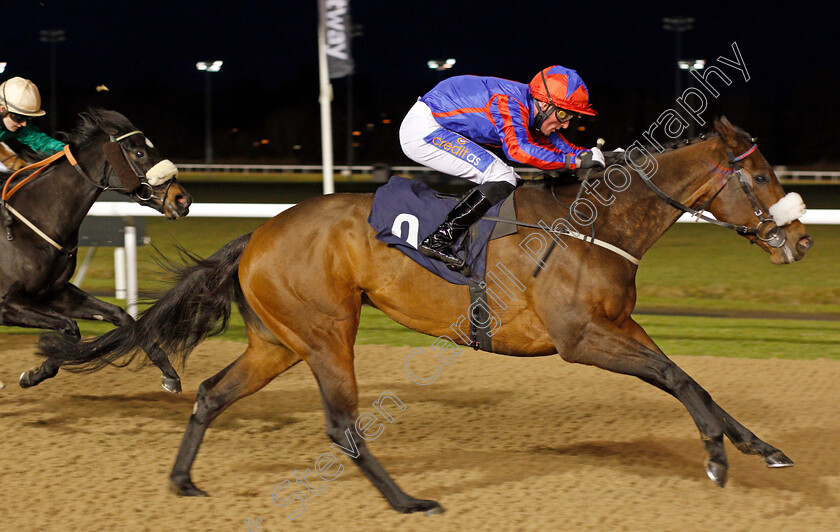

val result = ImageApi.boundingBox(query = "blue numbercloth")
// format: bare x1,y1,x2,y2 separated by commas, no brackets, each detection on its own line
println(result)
367,176,502,285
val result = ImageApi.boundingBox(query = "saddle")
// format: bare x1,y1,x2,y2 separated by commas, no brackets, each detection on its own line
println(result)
368,176,518,352
368,176,515,285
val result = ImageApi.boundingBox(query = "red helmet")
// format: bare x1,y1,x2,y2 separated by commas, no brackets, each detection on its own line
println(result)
529,66,597,116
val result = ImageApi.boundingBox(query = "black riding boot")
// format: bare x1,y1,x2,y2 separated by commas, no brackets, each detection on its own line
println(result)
419,181,514,270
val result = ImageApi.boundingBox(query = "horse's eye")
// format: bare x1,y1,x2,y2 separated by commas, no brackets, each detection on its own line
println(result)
754,174,768,184
135,150,145,158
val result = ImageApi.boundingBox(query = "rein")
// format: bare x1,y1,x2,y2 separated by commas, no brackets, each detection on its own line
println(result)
0,131,151,255
2,144,120,202
482,215,641,265
482,165,642,266
2,146,70,201
0,146,94,255
638,143,786,248
481,142,775,266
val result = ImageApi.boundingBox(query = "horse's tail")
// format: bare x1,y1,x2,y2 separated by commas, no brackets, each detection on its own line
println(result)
37,233,254,372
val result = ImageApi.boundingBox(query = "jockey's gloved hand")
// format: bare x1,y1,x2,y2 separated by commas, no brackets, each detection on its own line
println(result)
578,147,606,169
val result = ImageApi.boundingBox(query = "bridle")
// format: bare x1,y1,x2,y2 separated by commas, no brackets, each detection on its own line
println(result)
639,142,788,248
56,129,160,201
101,130,158,201
0,129,171,255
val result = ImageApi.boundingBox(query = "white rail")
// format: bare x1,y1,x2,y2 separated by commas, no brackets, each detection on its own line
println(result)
89,203,840,224
175,164,840,183
87,203,840,318
89,202,296,218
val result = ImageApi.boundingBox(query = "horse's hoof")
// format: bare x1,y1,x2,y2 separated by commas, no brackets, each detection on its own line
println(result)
19,363,58,389
399,499,444,514
764,451,794,468
161,375,182,394
169,479,209,497
705,460,727,487
0,379,6,391
19,370,35,388
424,502,445,515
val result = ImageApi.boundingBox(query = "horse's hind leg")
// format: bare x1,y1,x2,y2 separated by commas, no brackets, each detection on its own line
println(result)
170,335,302,496
623,317,793,469
306,347,444,514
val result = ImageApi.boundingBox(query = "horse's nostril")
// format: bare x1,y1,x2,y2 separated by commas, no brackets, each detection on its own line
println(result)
796,235,813,253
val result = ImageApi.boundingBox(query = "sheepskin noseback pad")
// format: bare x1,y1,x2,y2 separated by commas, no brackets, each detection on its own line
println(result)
102,142,141,192
146,159,178,186
768,192,807,226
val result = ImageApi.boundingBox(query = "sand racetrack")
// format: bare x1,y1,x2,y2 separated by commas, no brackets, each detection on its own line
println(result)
1,334,838,531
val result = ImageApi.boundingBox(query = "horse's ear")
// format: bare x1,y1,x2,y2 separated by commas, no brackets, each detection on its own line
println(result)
713,116,739,149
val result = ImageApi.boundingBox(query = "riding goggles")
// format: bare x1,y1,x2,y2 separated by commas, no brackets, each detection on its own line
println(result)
555,108,581,123
8,112,30,124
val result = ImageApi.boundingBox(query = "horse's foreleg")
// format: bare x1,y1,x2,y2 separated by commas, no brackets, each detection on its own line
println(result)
307,349,444,514
0,293,78,388
143,342,182,393
170,339,301,497
45,284,183,392
43,283,133,327
556,316,732,486
622,317,793,469
0,292,80,337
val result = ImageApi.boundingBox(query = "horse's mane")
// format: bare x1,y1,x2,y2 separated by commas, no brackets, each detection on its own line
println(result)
1,108,137,183
63,108,136,148
522,120,755,192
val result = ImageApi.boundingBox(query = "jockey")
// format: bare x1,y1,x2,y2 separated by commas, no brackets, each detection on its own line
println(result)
399,65,605,270
0,77,66,156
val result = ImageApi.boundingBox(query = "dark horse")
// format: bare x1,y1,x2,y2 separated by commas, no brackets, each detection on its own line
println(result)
2,109,192,392
36,118,812,513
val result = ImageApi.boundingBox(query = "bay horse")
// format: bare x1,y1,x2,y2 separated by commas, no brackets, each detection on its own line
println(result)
35,118,812,514
3,109,192,393
0,142,32,172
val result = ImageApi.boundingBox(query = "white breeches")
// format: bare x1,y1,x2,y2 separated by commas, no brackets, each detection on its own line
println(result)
399,100,519,186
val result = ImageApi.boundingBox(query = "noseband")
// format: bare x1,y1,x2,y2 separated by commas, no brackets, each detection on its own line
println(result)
728,145,788,248
640,143,787,248
101,130,155,199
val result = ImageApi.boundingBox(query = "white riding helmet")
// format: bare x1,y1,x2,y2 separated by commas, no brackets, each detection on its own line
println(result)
0,77,46,117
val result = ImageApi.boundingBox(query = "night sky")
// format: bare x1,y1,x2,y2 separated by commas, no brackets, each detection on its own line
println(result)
3,0,838,166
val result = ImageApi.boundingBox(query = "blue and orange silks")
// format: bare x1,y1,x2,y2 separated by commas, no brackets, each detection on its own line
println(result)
419,75,586,170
